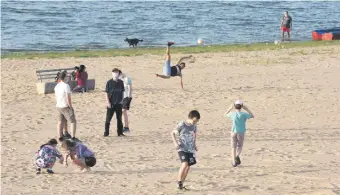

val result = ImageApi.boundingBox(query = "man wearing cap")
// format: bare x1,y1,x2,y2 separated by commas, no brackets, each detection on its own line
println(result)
104,68,125,137
224,100,254,167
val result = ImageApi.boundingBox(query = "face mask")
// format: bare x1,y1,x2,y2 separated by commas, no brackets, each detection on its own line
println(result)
112,72,119,80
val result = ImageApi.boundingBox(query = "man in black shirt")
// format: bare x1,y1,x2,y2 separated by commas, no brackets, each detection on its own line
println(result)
155,42,193,89
104,68,125,137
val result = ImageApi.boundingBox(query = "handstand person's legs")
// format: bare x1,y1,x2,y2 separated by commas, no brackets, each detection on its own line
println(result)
165,45,171,61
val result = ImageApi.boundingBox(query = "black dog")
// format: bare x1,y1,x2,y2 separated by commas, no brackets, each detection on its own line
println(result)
124,38,143,47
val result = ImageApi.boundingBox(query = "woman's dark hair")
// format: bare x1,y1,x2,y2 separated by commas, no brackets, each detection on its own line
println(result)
85,156,96,167
234,104,243,110
188,110,200,120
79,65,86,73
74,66,79,71
40,138,58,149
65,139,76,148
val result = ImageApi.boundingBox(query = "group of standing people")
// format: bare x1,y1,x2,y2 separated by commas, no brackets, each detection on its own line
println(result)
34,66,133,174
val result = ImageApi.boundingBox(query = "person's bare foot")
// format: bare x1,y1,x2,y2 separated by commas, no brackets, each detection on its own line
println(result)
167,42,175,46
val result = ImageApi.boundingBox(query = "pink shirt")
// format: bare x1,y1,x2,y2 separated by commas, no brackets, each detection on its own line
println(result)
77,72,88,87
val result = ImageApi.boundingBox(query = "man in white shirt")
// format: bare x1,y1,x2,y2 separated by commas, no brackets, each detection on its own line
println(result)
54,72,77,141
119,71,132,132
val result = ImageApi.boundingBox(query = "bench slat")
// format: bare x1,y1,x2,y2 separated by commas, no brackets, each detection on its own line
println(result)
37,73,64,76
36,68,74,73
39,76,58,80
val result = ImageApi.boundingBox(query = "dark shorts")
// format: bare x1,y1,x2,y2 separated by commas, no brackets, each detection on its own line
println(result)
122,97,132,110
178,151,196,166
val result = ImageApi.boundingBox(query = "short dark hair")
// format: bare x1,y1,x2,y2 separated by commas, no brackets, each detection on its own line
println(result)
65,139,76,148
47,139,58,145
234,104,243,110
79,65,86,72
112,68,120,73
59,71,67,81
188,110,200,120
74,66,79,70
85,156,96,167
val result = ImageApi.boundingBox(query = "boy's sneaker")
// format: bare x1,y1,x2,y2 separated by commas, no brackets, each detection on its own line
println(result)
47,169,54,174
235,156,241,165
63,132,72,138
36,168,41,174
178,186,188,191
167,42,175,47
123,127,130,132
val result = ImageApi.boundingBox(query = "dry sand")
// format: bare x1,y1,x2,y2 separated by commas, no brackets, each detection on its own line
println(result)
1,45,340,195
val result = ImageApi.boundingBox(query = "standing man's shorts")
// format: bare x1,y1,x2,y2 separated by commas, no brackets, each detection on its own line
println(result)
231,132,245,148
122,97,132,110
163,60,171,76
178,151,196,166
57,107,77,123
282,27,290,32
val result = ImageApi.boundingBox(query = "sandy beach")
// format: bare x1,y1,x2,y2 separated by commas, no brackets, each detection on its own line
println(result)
1,45,340,195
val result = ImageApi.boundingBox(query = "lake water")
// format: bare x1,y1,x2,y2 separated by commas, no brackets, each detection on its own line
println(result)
1,1,340,52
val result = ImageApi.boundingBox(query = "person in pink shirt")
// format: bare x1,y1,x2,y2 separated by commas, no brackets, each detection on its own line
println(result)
73,65,88,93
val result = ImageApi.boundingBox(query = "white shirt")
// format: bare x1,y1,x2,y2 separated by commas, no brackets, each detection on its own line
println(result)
121,76,132,98
54,81,71,108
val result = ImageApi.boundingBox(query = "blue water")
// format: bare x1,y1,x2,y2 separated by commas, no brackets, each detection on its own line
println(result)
1,1,340,52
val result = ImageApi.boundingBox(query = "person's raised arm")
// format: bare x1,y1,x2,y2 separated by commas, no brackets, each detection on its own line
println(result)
180,75,184,90
243,105,254,118
224,104,234,116
156,74,171,79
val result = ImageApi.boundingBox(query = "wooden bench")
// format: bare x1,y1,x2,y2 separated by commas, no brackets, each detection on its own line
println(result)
35,68,95,94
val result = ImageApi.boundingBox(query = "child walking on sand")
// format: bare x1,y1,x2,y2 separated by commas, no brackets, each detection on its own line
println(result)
35,139,64,174
62,139,96,172
171,110,200,191
225,100,254,167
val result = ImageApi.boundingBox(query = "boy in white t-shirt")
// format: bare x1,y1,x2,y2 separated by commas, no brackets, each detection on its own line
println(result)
54,72,77,141
119,71,132,132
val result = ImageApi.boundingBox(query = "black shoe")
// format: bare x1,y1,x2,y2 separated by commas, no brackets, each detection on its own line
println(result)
123,127,130,132
64,132,72,138
47,169,54,174
167,42,175,47
118,133,126,137
235,156,241,165
58,137,64,142
36,168,41,174
178,186,188,191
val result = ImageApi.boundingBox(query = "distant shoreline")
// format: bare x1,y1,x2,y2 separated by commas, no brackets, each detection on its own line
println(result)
2,40,340,59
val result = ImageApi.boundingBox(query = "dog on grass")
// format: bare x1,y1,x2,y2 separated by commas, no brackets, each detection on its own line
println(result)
124,38,143,47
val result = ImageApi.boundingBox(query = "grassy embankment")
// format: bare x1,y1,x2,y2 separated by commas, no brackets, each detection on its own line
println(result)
2,40,340,59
